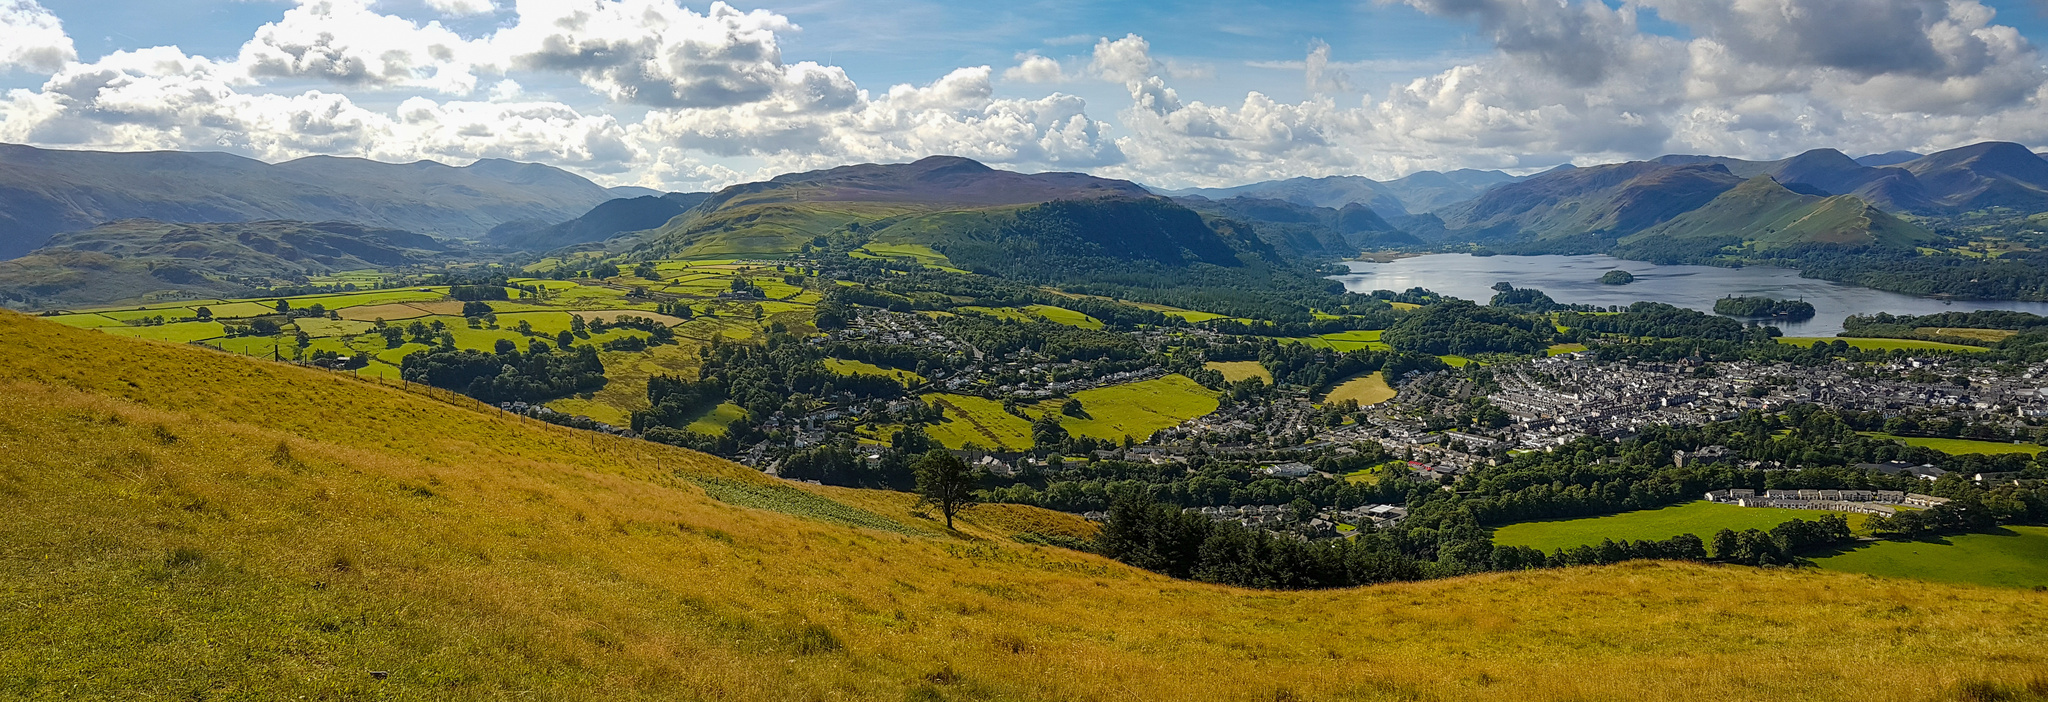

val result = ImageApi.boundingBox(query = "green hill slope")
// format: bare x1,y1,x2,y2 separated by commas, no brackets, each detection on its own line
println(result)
1434,162,1745,248
5,313,2048,699
1618,177,1936,261
0,219,454,309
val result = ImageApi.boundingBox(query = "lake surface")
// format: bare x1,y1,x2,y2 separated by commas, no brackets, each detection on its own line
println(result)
1332,254,2048,336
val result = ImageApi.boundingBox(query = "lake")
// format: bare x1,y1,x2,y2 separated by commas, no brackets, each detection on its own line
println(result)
1332,254,2048,336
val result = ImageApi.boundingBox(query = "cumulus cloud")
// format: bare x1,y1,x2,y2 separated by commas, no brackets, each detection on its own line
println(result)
1004,54,1066,83
493,0,794,108
0,0,75,73
1397,0,1644,87
424,0,495,16
235,0,483,94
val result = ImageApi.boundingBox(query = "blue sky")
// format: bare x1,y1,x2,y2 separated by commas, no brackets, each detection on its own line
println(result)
4,0,2048,189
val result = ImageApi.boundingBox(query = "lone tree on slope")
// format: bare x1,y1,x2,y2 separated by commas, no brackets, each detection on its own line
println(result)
913,449,979,530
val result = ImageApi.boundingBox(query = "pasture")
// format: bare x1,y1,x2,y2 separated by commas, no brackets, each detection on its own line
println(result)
1777,336,1986,352
1810,526,2048,589
1324,371,1396,405
1859,432,2044,456
1204,360,1271,384
1052,374,1219,444
1491,501,1868,553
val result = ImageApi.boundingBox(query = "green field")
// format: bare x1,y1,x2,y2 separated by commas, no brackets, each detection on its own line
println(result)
97,321,227,344
1282,330,1389,352
1859,432,2044,456
686,402,748,434
1777,336,1986,352
1810,526,2048,589
1056,374,1219,444
823,358,925,385
1492,501,1866,553
1324,371,1396,405
925,394,1036,451
1203,360,1270,384
1022,305,1102,329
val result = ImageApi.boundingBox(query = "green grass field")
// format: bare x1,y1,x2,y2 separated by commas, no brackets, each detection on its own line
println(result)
1203,360,1270,384
1859,432,2044,456
686,402,748,434
1053,374,1218,444
823,358,924,385
1492,501,1867,553
1282,330,1389,352
97,321,226,344
1324,371,1396,405
925,394,1035,450
1810,526,2048,589
1022,305,1102,329
1777,337,1986,352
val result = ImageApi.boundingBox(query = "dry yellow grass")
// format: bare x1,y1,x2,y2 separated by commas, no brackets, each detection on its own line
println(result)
4,311,2048,701
1918,327,2018,343
1324,371,1397,405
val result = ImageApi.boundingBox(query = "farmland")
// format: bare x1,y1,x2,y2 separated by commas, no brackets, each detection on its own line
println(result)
1323,371,1396,405
1809,527,2048,589
1859,432,2045,456
1491,501,1869,553
1777,336,1987,352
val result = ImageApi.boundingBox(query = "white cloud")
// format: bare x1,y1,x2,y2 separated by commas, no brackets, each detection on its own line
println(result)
0,0,74,73
235,0,483,94
492,0,795,108
1004,54,1066,83
424,0,495,16
1305,39,1352,94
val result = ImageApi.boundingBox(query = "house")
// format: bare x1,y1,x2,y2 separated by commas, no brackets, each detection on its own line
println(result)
1673,445,1733,468
1858,462,1948,481
1263,462,1317,479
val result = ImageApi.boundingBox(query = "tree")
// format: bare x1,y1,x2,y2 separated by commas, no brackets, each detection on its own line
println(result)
634,262,659,279
913,450,978,530
194,306,213,321
557,330,574,349
274,299,290,313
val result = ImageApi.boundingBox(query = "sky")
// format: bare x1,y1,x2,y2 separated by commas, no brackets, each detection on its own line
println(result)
3,0,2048,191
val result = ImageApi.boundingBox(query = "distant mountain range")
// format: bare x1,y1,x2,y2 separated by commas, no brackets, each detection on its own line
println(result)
1154,168,1539,217
5,140,2048,309
0,143,625,259
0,219,455,308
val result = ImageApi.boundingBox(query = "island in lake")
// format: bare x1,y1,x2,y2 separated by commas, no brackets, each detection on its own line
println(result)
1599,270,1636,285
1715,295,1816,320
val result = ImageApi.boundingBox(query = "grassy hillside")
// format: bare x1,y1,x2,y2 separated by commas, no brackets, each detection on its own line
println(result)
6,312,2048,700
1620,177,1936,256
0,219,454,309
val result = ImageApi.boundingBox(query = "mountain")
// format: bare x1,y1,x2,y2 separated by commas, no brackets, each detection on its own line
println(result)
1617,177,1936,261
1654,148,1936,212
1433,162,1745,247
0,143,620,259
1175,196,1417,258
1158,176,1410,216
1155,168,1526,216
487,192,711,252
640,156,1154,259
1857,151,1923,167
607,185,666,199
0,219,452,309
1898,141,2048,212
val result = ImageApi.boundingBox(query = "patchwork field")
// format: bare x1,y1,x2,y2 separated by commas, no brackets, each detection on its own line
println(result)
925,394,1035,450
1283,329,1390,352
1492,501,1868,553
823,358,925,385
1859,432,2045,456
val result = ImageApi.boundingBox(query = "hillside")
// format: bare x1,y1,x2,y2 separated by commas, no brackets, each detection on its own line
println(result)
1617,177,1937,261
640,156,1151,259
487,193,711,252
0,219,454,309
1901,141,2048,212
0,144,619,258
1177,196,1418,258
4,312,2048,699
1433,162,1744,247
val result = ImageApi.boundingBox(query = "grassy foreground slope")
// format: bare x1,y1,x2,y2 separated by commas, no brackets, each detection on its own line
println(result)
6,314,2048,700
